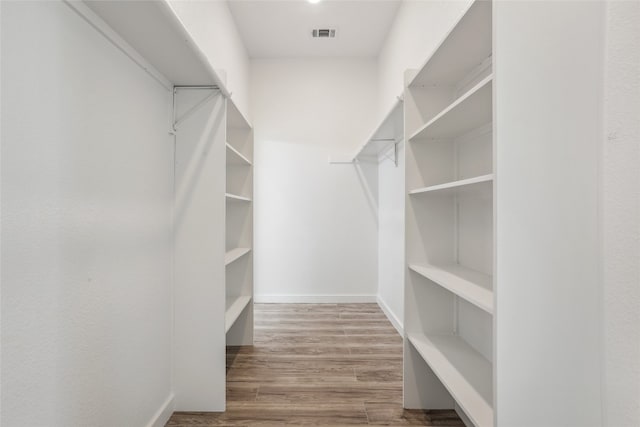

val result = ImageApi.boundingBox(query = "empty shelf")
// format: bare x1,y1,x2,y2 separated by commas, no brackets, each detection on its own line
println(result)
409,264,493,314
408,0,492,88
410,75,493,141
225,247,251,266
410,174,493,196
225,295,252,333
82,0,229,91
226,143,252,165
408,333,493,427
227,97,253,129
225,193,252,202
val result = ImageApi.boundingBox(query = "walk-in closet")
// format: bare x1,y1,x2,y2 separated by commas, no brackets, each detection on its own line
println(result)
2,1,638,426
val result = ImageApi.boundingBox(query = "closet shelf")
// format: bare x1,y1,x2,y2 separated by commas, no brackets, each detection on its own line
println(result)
409,264,493,314
83,0,229,91
352,97,404,162
408,333,493,427
409,174,493,196
225,295,252,333
408,0,492,88
225,248,251,266
225,193,252,202
226,143,252,166
410,75,493,142
227,98,253,130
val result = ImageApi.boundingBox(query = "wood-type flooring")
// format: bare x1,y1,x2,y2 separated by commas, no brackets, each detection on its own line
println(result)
166,303,464,426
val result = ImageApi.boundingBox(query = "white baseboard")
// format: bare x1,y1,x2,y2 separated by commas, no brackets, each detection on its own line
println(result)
146,393,175,427
254,294,377,303
376,296,404,336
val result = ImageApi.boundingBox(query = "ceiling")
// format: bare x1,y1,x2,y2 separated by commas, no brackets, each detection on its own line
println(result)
227,0,401,58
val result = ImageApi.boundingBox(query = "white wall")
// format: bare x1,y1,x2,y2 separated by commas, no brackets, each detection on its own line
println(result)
252,58,378,302
1,2,173,426
377,0,471,119
169,0,251,120
494,2,604,425
603,1,640,426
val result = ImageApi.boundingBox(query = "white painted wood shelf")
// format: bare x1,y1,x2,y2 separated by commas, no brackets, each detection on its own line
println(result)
226,143,252,166
352,97,404,162
408,333,493,427
225,295,252,334
81,0,229,91
225,193,252,203
409,174,493,196
225,248,251,266
410,75,493,141
408,0,492,88
225,90,253,349
409,264,493,314
227,98,253,130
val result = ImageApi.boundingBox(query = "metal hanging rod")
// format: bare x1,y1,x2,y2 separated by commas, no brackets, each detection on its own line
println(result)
173,85,221,90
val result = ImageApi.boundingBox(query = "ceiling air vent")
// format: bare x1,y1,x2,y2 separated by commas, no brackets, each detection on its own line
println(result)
311,28,337,38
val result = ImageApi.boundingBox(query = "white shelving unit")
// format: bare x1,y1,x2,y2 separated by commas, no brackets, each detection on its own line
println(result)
78,0,254,412
403,1,494,426
225,98,254,346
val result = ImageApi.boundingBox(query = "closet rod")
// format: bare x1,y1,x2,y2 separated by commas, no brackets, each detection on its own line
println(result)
174,85,222,90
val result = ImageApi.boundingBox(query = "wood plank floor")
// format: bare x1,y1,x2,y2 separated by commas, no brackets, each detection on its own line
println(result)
166,303,464,426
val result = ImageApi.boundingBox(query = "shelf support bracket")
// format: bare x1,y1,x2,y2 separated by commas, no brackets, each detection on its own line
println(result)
170,86,221,135
378,138,403,167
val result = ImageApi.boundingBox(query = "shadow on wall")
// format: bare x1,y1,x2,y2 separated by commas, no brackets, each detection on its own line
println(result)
173,91,225,231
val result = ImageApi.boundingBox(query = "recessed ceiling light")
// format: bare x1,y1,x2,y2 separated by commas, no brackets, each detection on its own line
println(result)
308,0,322,4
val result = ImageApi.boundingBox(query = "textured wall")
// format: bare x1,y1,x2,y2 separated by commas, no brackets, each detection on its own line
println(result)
603,2,640,426
1,2,174,425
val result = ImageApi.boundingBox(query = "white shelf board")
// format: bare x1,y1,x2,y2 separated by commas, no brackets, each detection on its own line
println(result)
410,75,493,141
408,0,492,88
353,97,404,161
225,193,252,203
409,264,493,314
225,247,251,266
408,333,493,427
83,0,229,92
226,143,252,166
410,174,493,196
225,295,252,334
227,98,252,129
